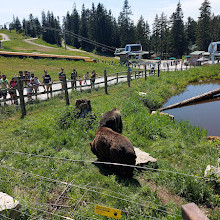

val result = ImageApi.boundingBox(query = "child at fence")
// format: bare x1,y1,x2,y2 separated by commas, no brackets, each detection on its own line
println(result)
90,70,97,88
58,67,65,90
30,73,40,97
78,75,82,92
9,77,18,105
70,69,77,89
83,72,89,85
0,74,10,105
26,79,33,102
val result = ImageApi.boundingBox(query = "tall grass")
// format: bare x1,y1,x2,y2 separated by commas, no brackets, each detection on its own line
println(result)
0,62,219,218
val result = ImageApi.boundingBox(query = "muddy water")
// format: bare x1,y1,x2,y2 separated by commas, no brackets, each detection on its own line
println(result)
163,81,220,136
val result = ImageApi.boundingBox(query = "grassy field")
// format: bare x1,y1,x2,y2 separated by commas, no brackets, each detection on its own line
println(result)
0,63,219,219
0,56,126,81
0,30,119,62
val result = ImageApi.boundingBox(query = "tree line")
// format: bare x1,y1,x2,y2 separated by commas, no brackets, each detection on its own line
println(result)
7,0,220,58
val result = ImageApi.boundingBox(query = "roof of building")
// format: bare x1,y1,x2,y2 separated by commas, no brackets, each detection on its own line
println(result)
190,51,205,55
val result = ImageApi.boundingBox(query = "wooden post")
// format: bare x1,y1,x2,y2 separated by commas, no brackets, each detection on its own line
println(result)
135,71,137,79
127,65,131,87
17,77,26,118
116,73,118,84
104,70,108,94
63,74,69,105
145,65,147,80
182,203,209,220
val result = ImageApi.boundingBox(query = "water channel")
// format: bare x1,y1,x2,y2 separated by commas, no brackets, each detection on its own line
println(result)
163,81,220,136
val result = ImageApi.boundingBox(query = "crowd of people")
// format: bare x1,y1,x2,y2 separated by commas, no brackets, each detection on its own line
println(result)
0,68,98,105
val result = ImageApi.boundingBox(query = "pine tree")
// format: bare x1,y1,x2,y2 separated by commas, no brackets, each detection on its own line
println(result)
196,0,211,51
170,2,187,58
151,14,160,54
79,4,89,50
185,17,197,53
118,0,133,47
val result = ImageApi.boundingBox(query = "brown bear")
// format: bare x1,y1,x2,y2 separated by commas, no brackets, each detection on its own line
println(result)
99,109,123,133
90,126,136,177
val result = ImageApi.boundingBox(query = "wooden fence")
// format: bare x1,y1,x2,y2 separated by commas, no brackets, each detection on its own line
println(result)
0,68,148,118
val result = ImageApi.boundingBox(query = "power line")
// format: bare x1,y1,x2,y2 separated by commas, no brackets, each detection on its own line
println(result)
42,26,116,52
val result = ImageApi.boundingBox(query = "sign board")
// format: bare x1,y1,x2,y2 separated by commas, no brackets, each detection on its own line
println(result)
94,205,121,219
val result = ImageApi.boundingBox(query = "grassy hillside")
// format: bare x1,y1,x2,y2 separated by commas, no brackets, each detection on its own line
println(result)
0,30,118,62
0,64,219,219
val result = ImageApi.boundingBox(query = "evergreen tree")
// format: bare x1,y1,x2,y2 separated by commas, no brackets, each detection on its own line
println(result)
210,14,220,43
196,0,211,51
79,4,89,50
151,14,160,54
170,2,187,58
185,17,197,53
136,16,146,47
118,0,134,47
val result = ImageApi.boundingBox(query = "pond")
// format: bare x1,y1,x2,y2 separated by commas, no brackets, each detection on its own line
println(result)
163,81,220,136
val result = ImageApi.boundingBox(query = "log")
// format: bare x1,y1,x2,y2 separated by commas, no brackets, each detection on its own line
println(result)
160,88,220,111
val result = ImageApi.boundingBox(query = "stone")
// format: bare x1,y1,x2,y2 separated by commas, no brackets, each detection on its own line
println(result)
204,165,220,179
151,111,174,120
0,192,21,219
134,147,157,165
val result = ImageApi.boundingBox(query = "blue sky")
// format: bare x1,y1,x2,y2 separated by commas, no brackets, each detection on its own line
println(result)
0,0,219,28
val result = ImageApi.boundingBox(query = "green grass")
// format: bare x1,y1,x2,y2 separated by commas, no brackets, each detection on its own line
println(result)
0,56,126,81
0,64,220,219
0,30,119,63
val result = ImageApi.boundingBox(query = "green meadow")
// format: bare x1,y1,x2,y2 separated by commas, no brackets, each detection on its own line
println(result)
0,62,220,219
0,30,220,219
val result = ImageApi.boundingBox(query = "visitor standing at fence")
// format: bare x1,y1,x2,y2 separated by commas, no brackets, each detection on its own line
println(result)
26,79,33,102
43,71,52,98
30,73,40,96
0,74,10,105
58,67,65,90
83,72,89,85
78,75,82,92
70,69,77,89
90,70,97,88
9,77,18,104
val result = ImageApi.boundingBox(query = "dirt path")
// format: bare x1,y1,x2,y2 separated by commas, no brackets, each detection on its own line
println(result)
61,40,86,53
23,38,57,49
0,33,10,42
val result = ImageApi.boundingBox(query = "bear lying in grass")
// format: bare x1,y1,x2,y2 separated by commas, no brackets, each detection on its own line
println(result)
99,108,123,134
90,126,136,177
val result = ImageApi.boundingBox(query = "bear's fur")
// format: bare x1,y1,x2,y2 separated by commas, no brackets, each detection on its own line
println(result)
99,109,123,133
90,126,136,177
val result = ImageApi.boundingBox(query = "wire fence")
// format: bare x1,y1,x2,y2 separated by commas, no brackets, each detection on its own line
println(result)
0,163,181,220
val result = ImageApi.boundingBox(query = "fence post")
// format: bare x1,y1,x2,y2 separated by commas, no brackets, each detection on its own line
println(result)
63,74,69,105
17,77,26,118
182,203,209,220
104,70,108,94
135,71,137,79
127,65,131,87
116,73,119,84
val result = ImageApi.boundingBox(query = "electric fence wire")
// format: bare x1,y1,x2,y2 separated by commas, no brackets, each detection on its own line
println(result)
0,213,13,220
0,165,181,218
0,149,216,182
0,177,179,220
